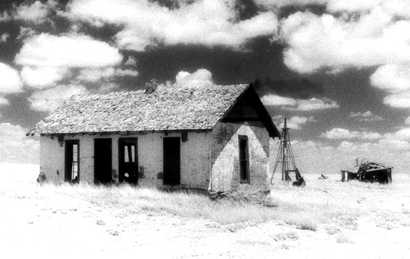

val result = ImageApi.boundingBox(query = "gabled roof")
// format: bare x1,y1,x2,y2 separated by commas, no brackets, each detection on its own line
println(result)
28,84,279,137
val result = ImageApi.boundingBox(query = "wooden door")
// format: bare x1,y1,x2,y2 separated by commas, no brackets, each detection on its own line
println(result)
163,137,180,186
118,138,138,185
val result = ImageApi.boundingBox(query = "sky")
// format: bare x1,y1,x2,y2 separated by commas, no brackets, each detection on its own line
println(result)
0,0,409,174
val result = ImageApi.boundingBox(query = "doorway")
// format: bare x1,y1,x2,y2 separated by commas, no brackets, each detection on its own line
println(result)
163,137,180,186
65,140,79,183
118,138,138,185
94,138,112,184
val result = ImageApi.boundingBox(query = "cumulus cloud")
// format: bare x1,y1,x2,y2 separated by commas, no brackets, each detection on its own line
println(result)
77,67,138,82
66,0,278,50
174,69,214,88
272,115,315,130
14,0,56,23
349,111,383,122
370,64,410,93
16,33,122,68
383,92,410,109
16,33,123,89
322,128,382,140
28,84,89,112
0,122,39,163
21,66,70,89
273,1,410,110
0,0,57,24
262,94,297,106
262,93,339,111
405,116,410,125
370,64,410,109
257,0,410,16
279,9,410,73
0,63,23,94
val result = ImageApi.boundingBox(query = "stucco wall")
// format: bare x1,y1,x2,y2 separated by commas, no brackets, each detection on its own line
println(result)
209,122,270,193
40,132,211,189
40,136,64,183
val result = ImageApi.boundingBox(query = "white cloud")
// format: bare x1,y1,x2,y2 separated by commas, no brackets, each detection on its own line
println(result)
16,33,122,68
279,9,410,73
21,66,70,89
370,64,410,93
28,84,89,112
16,33,122,88
370,64,410,109
262,93,339,111
77,67,138,82
257,0,410,16
388,128,410,141
293,97,339,111
0,122,39,163
174,69,214,88
14,0,56,23
405,116,410,125
262,94,297,106
255,0,327,8
0,33,9,43
0,0,57,24
0,96,9,106
0,63,23,94
349,111,383,122
383,91,410,109
272,115,315,130
322,127,382,140
66,0,278,50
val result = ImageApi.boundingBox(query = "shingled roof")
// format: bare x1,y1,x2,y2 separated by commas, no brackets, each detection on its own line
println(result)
29,84,255,135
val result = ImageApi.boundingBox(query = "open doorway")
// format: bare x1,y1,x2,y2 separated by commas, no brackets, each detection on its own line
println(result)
163,137,180,186
65,140,79,183
94,138,112,184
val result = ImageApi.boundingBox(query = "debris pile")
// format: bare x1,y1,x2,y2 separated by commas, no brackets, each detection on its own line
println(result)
341,159,392,184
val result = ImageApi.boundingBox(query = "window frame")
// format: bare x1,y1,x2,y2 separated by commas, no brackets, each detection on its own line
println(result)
238,135,250,184
65,139,80,183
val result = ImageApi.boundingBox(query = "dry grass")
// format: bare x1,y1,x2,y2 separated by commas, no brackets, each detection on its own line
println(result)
45,184,284,226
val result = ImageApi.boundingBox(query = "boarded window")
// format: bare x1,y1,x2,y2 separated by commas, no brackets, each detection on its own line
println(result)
238,135,250,183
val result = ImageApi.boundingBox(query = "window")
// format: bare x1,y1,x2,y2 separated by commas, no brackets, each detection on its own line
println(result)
65,140,80,183
238,135,250,183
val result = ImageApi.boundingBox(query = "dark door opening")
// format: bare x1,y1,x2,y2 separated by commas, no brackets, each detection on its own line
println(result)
163,137,180,186
65,140,79,183
118,138,138,185
239,135,250,183
94,138,112,184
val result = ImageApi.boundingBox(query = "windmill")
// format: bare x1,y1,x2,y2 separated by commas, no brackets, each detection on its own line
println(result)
270,118,305,186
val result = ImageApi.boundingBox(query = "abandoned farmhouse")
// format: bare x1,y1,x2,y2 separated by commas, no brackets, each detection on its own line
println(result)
28,84,280,193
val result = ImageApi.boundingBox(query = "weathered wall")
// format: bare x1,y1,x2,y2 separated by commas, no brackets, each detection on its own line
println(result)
40,136,64,183
209,122,270,193
40,132,212,189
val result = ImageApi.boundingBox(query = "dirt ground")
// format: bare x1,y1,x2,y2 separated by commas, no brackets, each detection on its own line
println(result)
1,163,410,259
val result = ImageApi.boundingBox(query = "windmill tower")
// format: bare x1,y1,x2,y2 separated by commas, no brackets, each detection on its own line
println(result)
270,118,305,186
